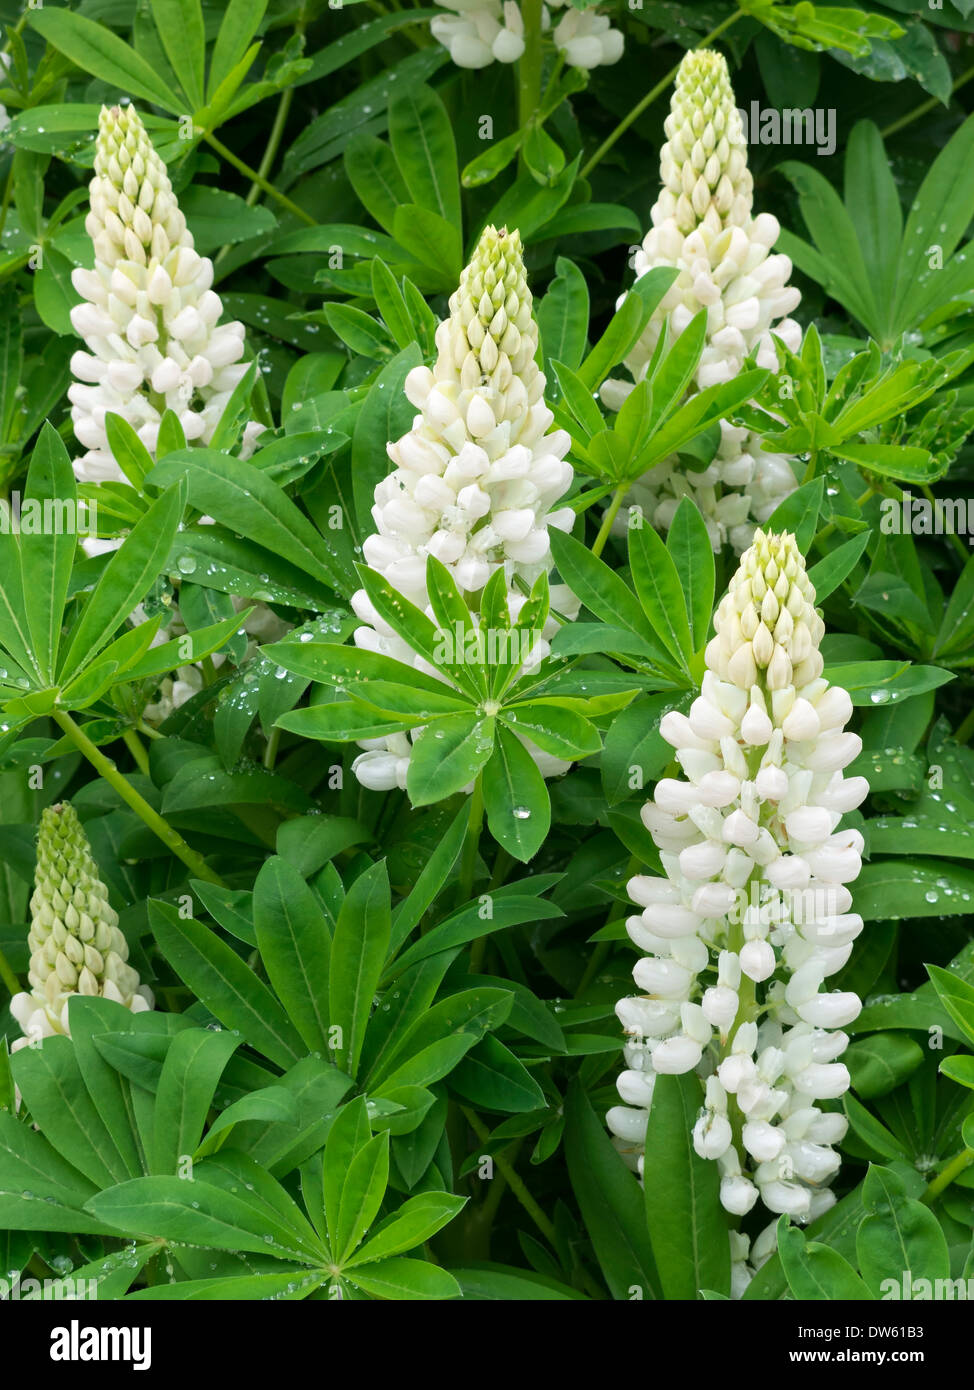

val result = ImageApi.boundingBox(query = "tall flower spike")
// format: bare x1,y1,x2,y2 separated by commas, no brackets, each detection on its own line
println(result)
10,803,153,1048
351,225,576,791
608,531,869,1282
68,104,255,483
604,50,802,552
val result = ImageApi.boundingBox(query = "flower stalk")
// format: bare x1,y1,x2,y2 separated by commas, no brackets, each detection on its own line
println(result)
609,530,869,1286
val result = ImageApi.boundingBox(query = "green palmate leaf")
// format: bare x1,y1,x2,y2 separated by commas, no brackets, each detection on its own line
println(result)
104,412,153,491
846,1033,924,1099
388,802,469,954
348,1191,465,1266
893,110,974,331
602,692,687,806
856,1165,950,1298
628,522,694,670
334,1131,390,1263
778,1218,873,1300
58,480,186,683
807,531,871,602
392,204,462,281
642,1072,731,1299
538,258,589,374
11,1037,130,1189
149,900,304,1070
28,8,183,112
370,988,512,1091
926,965,974,1047
150,1027,241,1176
548,529,671,669
388,84,461,230
277,702,416,743
387,895,562,980
329,861,391,1077
0,1112,111,1236
86,1168,323,1265
823,660,953,705
150,0,206,108
351,345,423,535
482,725,550,862
665,498,715,651
844,121,901,328
208,0,269,100
343,1256,460,1300
407,714,495,807
552,359,604,441
254,856,332,1055
64,996,143,1178
855,860,974,923
501,701,600,761
19,424,77,683
564,1081,661,1300
149,450,350,598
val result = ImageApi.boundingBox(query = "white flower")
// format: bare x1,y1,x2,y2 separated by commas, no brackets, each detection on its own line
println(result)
604,50,801,551
351,225,577,790
430,0,623,70
68,104,255,485
610,530,868,1248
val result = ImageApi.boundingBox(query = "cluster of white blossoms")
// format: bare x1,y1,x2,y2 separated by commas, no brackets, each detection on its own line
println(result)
430,0,622,70
68,103,258,486
351,225,576,791
604,49,802,552
607,531,869,1277
10,803,153,1049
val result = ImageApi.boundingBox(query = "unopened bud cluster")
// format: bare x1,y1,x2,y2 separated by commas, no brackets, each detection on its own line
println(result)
10,803,153,1047
608,532,869,1275
431,0,622,70
605,50,801,551
352,226,576,791
68,104,258,484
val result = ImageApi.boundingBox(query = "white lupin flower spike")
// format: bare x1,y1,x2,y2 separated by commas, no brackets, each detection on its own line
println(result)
351,224,577,791
609,530,869,1282
68,103,255,485
604,49,802,552
10,802,153,1049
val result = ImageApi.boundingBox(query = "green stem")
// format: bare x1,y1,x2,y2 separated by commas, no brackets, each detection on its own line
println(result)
461,1106,558,1246
591,483,628,558
801,450,818,485
458,772,485,906
0,946,20,998
52,709,227,888
122,729,151,777
922,484,970,563
955,706,974,745
263,725,282,771
246,87,295,210
922,1146,974,1204
579,10,743,180
517,0,545,134
813,487,875,550
202,132,315,226
881,63,974,140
